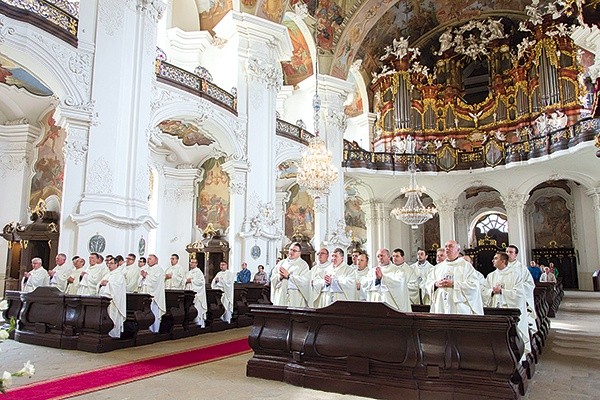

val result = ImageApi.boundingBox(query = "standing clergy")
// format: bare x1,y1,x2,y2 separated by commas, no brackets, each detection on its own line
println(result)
65,257,86,295
311,248,332,308
140,254,166,333
164,253,185,290
363,248,411,312
482,252,531,359
392,248,418,305
506,245,538,334
410,248,434,305
48,253,71,292
122,253,140,292
185,258,207,327
211,260,235,323
355,252,371,301
78,253,109,295
98,258,127,338
270,242,311,307
427,240,484,315
324,248,357,303
22,257,49,292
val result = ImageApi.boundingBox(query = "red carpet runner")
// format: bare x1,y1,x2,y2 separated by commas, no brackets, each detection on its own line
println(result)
5,338,251,399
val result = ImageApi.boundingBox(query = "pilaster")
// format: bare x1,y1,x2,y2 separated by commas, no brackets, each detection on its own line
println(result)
222,158,249,270
437,197,458,246
501,191,530,265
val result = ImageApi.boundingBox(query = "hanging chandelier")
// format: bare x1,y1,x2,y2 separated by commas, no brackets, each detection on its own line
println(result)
296,7,338,202
391,163,437,229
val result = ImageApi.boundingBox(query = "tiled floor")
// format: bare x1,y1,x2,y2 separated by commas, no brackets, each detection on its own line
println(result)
2,290,600,399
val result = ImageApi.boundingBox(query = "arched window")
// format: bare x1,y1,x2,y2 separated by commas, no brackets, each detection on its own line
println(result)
476,213,508,233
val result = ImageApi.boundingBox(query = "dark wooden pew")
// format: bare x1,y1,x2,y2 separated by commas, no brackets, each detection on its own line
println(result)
247,302,525,399
2,290,23,339
205,287,228,331
159,289,199,339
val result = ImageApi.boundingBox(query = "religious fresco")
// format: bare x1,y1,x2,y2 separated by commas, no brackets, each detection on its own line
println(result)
199,0,233,32
277,160,299,179
532,195,573,248
0,54,53,96
344,196,367,244
158,119,214,147
29,110,67,208
289,0,344,51
281,16,313,86
343,73,364,117
331,0,536,79
196,158,230,232
257,0,286,22
284,184,314,239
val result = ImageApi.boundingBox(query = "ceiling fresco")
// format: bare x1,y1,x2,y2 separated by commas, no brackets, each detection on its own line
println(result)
158,119,215,147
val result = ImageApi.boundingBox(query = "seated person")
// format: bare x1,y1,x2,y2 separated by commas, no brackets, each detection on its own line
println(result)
253,265,268,285
540,267,557,283
236,262,251,284
528,261,542,282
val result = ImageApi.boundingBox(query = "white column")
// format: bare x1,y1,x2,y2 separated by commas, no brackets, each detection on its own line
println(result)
501,191,529,265
222,159,249,270
455,206,471,249
154,166,201,259
375,202,391,250
215,12,292,268
0,124,40,293
586,187,600,264
319,75,353,250
360,200,375,258
437,197,458,245
66,1,162,256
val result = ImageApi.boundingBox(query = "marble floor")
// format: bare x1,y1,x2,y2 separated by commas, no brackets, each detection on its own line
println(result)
2,290,600,399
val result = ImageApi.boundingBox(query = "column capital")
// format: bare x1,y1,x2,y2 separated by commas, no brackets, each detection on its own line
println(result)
501,191,529,210
586,187,600,211
222,159,249,196
214,11,292,62
436,196,458,214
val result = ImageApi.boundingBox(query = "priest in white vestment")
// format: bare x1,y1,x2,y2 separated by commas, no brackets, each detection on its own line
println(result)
48,253,71,292
185,258,207,327
410,249,434,305
427,241,483,315
77,253,109,295
363,248,411,312
392,248,418,306
482,251,531,359
311,248,332,308
355,253,371,301
22,258,49,292
99,258,127,338
165,253,185,290
270,242,311,307
507,245,538,334
122,253,140,292
321,248,357,306
65,257,86,295
140,254,166,333
211,260,235,323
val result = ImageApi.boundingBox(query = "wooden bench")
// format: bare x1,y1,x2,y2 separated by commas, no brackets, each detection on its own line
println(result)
247,301,525,399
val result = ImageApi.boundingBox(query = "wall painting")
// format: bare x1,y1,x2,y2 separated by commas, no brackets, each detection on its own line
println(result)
285,184,314,239
29,110,67,208
0,54,53,96
344,195,366,244
199,0,233,33
196,158,230,232
532,195,573,248
281,16,313,86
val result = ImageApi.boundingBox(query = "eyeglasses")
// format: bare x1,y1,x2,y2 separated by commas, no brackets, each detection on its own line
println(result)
289,249,299,253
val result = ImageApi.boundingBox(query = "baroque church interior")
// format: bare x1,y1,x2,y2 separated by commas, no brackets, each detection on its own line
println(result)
0,0,598,292
1,0,600,398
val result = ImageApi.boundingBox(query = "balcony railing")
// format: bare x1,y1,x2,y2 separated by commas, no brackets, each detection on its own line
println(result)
275,119,314,145
0,0,78,46
343,118,600,172
155,60,237,115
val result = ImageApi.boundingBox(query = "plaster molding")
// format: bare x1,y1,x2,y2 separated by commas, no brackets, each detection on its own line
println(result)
63,125,89,165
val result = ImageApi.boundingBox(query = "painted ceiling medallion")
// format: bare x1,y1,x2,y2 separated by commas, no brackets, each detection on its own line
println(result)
158,120,214,147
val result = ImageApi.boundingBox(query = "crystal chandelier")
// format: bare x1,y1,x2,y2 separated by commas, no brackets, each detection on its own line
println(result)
391,163,438,229
296,7,338,202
